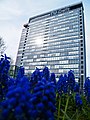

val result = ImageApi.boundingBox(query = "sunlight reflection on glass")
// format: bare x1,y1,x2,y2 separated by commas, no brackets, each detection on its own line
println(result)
35,36,43,46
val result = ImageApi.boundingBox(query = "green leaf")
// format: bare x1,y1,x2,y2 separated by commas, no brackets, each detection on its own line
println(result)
61,109,71,120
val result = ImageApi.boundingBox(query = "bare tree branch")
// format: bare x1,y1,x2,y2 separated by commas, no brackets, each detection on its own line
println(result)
0,37,6,55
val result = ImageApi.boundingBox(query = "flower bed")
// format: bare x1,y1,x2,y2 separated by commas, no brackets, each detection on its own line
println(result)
0,55,90,120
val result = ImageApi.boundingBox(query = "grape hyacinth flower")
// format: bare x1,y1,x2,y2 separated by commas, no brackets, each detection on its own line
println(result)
75,93,83,108
74,83,80,93
67,70,75,93
29,78,56,120
30,67,42,89
0,86,31,120
57,74,68,95
84,77,90,103
1,53,90,120
62,74,68,94
50,73,56,85
43,66,50,81
16,66,24,80
87,89,90,103
56,74,64,95
0,54,10,100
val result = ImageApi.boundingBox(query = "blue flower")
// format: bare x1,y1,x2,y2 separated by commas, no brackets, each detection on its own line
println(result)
31,67,41,82
28,110,38,119
43,66,50,80
45,110,54,120
16,66,25,79
74,83,80,93
33,86,41,92
87,89,90,103
84,77,90,94
6,90,15,98
2,109,9,118
42,95,48,103
8,78,15,87
19,95,26,103
0,54,10,100
28,70,56,120
45,89,50,95
57,74,68,95
30,96,38,104
84,77,90,103
1,100,9,108
36,102,45,112
14,106,23,115
75,93,83,107
67,70,75,92
50,73,56,84
48,101,56,112
9,98,16,107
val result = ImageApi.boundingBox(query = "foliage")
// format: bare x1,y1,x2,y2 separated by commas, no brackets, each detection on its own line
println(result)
0,55,90,120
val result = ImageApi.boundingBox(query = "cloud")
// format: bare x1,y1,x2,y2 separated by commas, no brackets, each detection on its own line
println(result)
0,0,23,20
0,0,90,76
0,21,22,62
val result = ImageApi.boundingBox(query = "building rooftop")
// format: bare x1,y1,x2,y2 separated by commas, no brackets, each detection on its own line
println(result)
29,2,83,23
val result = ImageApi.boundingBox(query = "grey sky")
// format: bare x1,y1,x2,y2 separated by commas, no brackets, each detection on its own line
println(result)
0,0,90,76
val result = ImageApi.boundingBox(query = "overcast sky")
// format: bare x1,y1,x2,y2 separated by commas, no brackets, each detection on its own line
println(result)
0,0,90,76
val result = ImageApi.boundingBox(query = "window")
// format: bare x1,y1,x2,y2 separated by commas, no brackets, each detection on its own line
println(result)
80,36,83,38
81,48,83,51
80,40,83,43
81,44,83,46
81,70,83,74
26,32,28,35
80,32,82,35
81,52,83,55
80,29,82,31
80,26,82,28
80,22,82,24
81,61,83,64
81,56,83,59
81,66,83,69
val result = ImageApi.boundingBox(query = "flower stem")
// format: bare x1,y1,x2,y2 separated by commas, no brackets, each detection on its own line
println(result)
76,109,79,120
62,95,69,120
57,97,61,120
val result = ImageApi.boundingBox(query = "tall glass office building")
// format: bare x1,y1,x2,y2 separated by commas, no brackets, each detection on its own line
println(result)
16,2,86,89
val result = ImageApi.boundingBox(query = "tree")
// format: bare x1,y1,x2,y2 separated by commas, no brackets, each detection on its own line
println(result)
0,37,6,55
8,57,15,77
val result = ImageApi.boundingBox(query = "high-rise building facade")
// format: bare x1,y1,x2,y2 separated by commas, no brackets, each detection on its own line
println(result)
16,2,86,89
